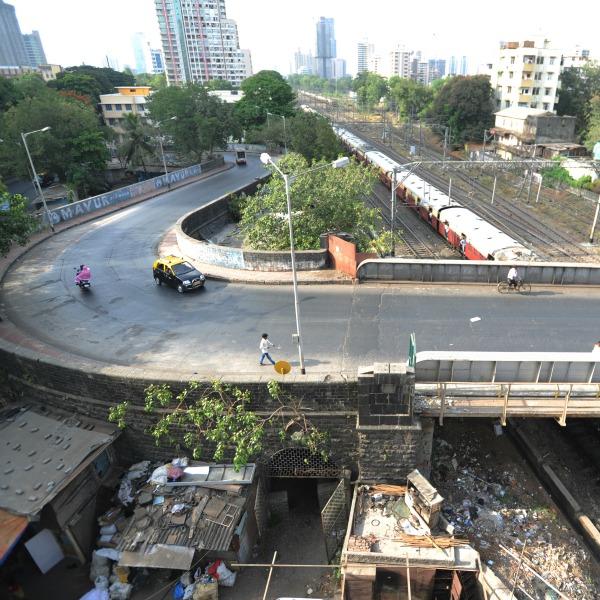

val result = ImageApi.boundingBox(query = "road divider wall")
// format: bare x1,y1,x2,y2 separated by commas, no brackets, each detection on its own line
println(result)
357,258,600,285
176,178,328,271
47,158,224,225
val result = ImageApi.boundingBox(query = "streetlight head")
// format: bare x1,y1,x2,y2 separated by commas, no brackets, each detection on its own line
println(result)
331,156,350,169
260,152,272,165
41,126,51,132
170,116,177,121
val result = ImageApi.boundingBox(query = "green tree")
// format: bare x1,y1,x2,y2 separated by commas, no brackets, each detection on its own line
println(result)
235,70,296,128
109,379,330,470
1,91,108,196
134,72,167,90
288,112,342,162
353,72,388,110
12,73,48,99
51,73,102,104
584,95,600,151
557,63,600,136
0,192,38,257
0,77,22,111
119,113,156,174
240,153,379,251
51,65,135,96
148,84,237,161
204,79,233,91
387,77,433,117
427,75,494,143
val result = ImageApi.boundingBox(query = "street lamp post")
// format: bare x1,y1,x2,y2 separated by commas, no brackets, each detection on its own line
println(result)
267,112,287,154
155,116,177,185
259,153,349,374
21,127,54,232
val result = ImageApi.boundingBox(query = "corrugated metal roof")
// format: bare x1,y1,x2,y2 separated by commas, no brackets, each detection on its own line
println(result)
0,406,118,517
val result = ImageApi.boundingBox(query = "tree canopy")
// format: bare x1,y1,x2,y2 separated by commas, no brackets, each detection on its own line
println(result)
353,72,389,110
234,70,296,128
287,111,342,162
388,76,433,117
585,95,600,151
239,152,379,251
0,192,38,257
147,83,239,162
427,75,494,144
0,90,108,196
557,63,600,137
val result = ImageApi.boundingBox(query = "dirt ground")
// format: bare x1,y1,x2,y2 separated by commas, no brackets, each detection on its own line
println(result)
430,418,600,600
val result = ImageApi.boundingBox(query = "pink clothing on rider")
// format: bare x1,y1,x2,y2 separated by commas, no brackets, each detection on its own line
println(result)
75,266,91,283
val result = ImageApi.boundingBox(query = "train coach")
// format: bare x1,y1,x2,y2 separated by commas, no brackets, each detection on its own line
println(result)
334,127,534,261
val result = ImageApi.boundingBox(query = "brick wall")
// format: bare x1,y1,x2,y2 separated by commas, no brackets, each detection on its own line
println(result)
1,349,431,480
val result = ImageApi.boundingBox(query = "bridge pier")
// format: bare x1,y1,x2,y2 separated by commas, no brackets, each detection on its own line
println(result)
357,363,433,481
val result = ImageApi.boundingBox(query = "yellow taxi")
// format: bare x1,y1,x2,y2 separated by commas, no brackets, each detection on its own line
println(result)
152,256,206,293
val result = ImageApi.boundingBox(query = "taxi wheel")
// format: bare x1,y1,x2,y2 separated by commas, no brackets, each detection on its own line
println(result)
177,284,184,294
154,276,161,286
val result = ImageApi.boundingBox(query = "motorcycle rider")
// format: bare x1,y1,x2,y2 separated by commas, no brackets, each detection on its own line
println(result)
75,264,91,286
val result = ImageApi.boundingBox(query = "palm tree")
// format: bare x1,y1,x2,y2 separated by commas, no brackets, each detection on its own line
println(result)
119,113,155,175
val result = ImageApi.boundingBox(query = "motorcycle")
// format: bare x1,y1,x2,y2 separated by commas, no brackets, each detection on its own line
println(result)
74,265,92,290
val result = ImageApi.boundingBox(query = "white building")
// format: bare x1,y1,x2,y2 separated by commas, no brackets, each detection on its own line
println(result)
388,46,412,78
357,40,373,74
561,46,590,70
154,0,252,87
490,39,561,112
100,86,151,143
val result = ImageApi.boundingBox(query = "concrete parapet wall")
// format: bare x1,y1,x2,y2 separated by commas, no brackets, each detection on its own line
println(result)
175,178,328,271
357,258,600,285
47,158,224,225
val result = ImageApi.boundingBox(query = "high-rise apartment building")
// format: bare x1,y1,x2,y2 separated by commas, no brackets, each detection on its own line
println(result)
388,46,412,78
150,48,165,74
357,40,373,74
460,56,468,75
428,58,446,83
0,0,27,67
315,17,336,79
154,0,252,86
490,39,561,112
22,30,46,67
332,58,346,79
294,49,314,75
131,32,149,74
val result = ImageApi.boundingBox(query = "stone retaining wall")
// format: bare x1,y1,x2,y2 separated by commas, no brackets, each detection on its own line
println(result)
1,348,431,481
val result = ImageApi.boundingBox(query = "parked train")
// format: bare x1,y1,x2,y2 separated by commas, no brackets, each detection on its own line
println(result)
334,127,535,261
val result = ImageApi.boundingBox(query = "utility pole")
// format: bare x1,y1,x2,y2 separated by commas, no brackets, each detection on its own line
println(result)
590,196,600,244
491,176,497,204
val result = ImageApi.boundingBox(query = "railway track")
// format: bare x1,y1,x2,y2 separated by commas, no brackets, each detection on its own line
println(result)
299,93,595,262
355,120,594,261
368,185,451,259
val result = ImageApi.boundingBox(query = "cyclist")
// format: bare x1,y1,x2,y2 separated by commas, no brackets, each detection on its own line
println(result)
507,266,520,289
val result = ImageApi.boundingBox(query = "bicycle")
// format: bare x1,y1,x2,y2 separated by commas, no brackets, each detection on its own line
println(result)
497,279,531,295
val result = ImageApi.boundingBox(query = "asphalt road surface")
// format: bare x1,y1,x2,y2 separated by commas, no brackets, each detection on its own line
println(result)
1,155,598,377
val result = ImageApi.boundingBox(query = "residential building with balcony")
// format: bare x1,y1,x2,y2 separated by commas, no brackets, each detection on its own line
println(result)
491,39,561,113
154,0,252,87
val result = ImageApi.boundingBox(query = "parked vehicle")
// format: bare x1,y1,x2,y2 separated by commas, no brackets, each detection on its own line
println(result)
152,256,205,293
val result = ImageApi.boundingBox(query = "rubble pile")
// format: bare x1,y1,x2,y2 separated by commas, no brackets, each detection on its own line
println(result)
81,459,254,600
431,430,600,600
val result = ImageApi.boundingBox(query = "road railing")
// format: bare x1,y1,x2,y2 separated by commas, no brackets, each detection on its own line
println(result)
357,258,600,285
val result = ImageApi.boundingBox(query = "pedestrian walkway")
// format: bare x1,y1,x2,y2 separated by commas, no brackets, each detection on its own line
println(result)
158,228,353,285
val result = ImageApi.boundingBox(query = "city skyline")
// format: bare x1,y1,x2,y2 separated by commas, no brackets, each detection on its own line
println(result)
7,0,600,77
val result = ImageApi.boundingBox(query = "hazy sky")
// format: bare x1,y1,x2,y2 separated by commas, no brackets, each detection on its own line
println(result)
10,0,600,76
